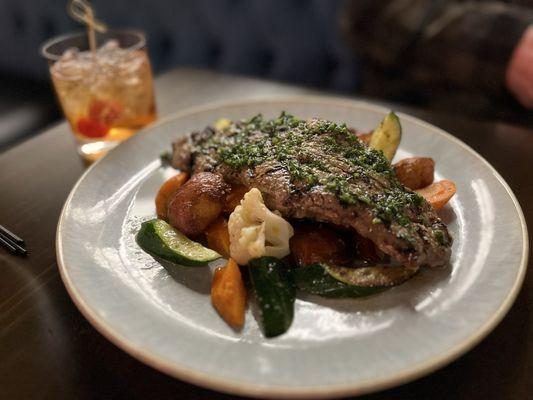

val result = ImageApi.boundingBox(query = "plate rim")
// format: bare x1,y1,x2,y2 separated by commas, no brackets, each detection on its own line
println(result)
56,96,529,399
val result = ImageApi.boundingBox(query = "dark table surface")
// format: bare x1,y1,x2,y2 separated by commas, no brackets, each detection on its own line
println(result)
0,69,531,400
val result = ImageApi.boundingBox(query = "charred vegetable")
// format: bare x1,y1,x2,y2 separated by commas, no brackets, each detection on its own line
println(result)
136,219,221,266
248,257,295,338
292,263,417,298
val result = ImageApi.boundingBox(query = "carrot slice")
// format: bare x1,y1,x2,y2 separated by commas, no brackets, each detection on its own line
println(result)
205,217,231,258
155,172,189,220
416,180,456,210
290,225,350,266
211,258,246,329
223,185,249,213
356,132,372,145
353,233,382,263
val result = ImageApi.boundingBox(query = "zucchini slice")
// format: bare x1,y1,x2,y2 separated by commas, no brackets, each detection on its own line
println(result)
248,257,295,338
136,219,221,266
369,112,402,162
292,263,417,298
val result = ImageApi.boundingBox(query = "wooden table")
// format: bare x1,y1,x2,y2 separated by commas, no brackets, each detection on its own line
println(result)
1,69,531,399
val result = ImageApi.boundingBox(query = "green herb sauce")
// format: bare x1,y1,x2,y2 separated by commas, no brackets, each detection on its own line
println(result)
204,113,426,235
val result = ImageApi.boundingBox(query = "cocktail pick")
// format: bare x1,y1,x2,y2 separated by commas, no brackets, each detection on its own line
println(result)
67,0,107,56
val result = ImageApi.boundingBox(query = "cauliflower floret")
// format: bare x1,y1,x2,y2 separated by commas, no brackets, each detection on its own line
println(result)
228,188,294,265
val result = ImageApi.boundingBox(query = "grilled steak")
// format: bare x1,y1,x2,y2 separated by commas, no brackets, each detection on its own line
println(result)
171,113,452,268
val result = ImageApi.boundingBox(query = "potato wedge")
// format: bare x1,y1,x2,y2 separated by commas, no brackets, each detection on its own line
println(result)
416,180,456,210
167,172,229,236
155,172,189,220
290,225,349,266
205,216,231,258
223,185,249,213
211,258,246,329
394,157,435,190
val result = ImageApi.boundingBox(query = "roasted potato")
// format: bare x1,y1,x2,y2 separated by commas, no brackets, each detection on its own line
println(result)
416,180,456,210
155,172,189,220
394,157,435,190
167,172,229,236
223,185,249,213
290,225,349,266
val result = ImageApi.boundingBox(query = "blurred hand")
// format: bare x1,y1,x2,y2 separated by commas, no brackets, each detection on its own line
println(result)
506,26,533,109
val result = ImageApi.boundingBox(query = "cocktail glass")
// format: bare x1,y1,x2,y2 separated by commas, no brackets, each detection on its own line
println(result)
41,30,156,162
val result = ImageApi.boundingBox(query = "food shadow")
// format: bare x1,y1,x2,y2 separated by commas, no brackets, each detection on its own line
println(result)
296,264,452,314
438,204,457,226
156,258,213,295
155,258,453,318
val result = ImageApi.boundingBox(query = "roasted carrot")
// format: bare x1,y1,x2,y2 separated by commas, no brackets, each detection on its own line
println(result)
211,258,246,329
353,233,382,263
155,172,189,220
205,217,231,258
356,132,372,145
290,225,349,266
416,180,456,210
223,185,249,213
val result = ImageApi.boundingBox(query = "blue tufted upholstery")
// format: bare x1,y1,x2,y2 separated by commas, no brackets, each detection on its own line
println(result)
0,0,360,92
0,0,362,149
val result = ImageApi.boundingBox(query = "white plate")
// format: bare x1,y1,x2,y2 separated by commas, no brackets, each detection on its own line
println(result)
57,97,528,399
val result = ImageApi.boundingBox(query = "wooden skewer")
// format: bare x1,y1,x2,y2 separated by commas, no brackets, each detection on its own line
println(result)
67,0,107,57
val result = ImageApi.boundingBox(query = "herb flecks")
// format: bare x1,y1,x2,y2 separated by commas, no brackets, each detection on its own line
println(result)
209,113,424,232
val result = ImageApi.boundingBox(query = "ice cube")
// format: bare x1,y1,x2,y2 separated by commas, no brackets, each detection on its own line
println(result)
94,40,126,72
116,51,146,75
98,39,120,53
62,47,80,60
51,49,95,81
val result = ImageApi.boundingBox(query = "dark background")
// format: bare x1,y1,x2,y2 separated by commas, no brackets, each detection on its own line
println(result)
0,0,359,149
0,0,531,152
0,2,531,399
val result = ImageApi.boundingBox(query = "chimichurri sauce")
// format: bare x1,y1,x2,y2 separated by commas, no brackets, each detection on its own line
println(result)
202,113,427,237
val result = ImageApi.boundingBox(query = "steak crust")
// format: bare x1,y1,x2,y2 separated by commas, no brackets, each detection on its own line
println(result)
171,114,452,268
